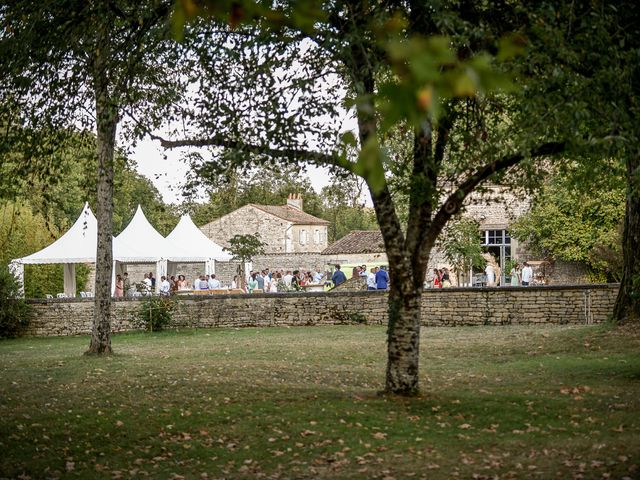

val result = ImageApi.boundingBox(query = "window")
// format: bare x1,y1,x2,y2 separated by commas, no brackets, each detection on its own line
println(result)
300,229,307,245
314,229,320,244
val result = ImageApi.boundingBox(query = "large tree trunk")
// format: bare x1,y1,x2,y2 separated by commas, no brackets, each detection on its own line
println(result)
384,281,422,395
612,153,640,324
87,27,117,355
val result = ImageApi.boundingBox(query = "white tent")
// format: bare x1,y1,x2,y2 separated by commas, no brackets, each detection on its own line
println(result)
165,215,232,275
113,205,199,292
12,202,97,297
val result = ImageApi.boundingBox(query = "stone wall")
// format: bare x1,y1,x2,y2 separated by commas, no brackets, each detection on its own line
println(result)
23,284,618,337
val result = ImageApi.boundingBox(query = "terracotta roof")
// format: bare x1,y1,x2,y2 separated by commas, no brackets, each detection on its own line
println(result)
322,230,385,255
249,204,329,225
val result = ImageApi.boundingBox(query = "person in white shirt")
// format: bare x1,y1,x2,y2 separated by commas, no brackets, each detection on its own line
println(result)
367,267,378,290
209,274,221,289
142,273,152,295
283,271,293,287
159,275,171,295
521,262,534,286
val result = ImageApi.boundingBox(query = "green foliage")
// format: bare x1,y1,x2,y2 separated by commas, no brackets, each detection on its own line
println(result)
135,296,175,332
0,265,32,338
510,171,625,281
441,218,487,278
224,233,266,263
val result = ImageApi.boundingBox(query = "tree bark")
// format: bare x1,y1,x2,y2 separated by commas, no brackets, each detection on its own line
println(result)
87,26,117,355
384,283,422,395
612,153,640,324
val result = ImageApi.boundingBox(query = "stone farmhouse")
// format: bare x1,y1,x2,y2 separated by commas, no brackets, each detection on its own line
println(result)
200,194,330,274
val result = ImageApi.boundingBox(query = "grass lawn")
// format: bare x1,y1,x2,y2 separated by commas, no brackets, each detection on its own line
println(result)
1,324,639,479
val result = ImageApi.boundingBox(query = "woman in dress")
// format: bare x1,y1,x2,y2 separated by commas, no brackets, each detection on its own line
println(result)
510,263,520,286
114,274,124,297
432,268,442,288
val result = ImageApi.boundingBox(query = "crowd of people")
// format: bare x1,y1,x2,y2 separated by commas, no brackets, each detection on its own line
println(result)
111,264,393,297
111,261,534,297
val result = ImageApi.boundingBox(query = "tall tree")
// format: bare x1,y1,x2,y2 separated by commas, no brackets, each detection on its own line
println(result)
1,1,180,353
156,1,573,395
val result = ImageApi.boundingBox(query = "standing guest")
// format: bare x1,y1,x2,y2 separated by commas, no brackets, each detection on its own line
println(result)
209,274,221,289
123,272,131,296
148,271,156,288
169,275,178,293
312,270,323,283
485,262,496,287
231,275,239,289
332,265,347,287
177,274,188,290
276,272,288,292
256,271,265,291
198,275,209,290
432,268,442,288
143,273,152,295
269,273,279,293
367,267,377,290
510,263,521,286
441,268,451,288
375,266,390,290
360,265,368,277
159,275,171,295
247,273,259,293
283,270,293,287
114,274,124,297
521,262,534,286
263,272,272,292
352,266,361,278
291,270,301,290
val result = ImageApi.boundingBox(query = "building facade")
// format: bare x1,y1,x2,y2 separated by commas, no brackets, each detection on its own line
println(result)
200,194,330,255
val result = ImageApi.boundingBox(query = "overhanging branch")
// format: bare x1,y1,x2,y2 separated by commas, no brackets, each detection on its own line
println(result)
426,141,566,246
150,132,355,172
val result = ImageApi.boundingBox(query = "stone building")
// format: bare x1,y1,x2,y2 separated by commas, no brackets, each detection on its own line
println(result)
199,194,330,275
200,194,330,254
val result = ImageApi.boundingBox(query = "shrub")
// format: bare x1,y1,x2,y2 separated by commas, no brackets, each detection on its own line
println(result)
135,296,175,332
0,266,32,338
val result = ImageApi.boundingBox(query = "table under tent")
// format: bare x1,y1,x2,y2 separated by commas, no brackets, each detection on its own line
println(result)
10,203,232,298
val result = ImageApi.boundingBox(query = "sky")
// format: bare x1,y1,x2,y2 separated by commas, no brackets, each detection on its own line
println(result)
132,138,335,205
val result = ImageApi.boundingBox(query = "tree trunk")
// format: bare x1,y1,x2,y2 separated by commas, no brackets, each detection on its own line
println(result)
384,281,422,395
87,26,117,355
612,153,640,324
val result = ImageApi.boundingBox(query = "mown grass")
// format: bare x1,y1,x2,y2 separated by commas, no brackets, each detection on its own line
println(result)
0,324,638,479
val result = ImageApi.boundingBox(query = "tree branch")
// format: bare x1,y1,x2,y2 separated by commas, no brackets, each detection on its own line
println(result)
149,132,355,172
425,141,566,248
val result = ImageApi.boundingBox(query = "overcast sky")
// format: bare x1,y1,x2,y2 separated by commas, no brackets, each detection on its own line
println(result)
132,138,334,205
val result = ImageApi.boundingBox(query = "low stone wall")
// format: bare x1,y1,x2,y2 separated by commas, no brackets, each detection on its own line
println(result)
22,284,619,337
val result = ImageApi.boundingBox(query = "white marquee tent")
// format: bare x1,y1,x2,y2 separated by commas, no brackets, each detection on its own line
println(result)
165,214,232,277
10,203,233,297
11,202,97,297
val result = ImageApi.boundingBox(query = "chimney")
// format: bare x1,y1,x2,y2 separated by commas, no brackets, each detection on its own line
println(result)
287,193,303,211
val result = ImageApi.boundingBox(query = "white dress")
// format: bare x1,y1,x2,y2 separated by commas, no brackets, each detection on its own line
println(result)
485,265,496,286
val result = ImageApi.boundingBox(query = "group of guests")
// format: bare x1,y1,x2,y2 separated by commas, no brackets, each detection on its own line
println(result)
112,271,224,297
246,269,326,293
330,264,390,290
430,267,452,288
509,262,534,286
